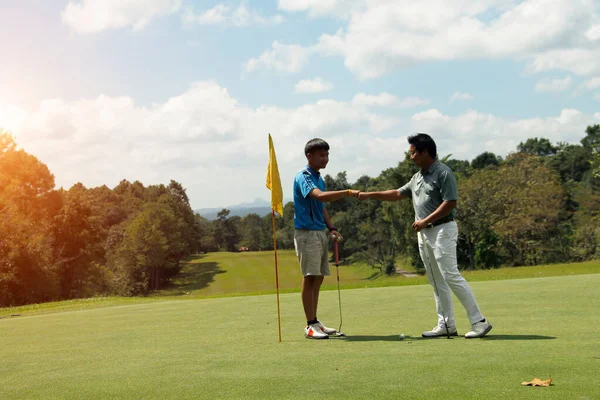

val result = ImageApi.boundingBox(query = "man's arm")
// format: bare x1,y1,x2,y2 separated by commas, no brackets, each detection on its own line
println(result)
423,200,456,225
412,200,457,231
309,188,359,202
358,190,407,201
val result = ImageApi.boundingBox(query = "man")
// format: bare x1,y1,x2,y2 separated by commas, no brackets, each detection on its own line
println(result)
294,138,359,339
358,133,492,338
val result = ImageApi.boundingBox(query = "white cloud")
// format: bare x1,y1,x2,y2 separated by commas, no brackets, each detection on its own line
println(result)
62,0,181,34
2,82,598,209
294,78,333,93
583,77,600,90
534,76,573,93
352,93,429,108
183,2,285,27
450,92,474,102
244,41,313,73
262,0,600,79
277,0,365,18
410,107,599,159
586,24,600,41
526,49,600,77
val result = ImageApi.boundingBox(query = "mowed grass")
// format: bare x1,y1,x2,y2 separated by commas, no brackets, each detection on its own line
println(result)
155,250,600,297
1,274,599,399
2,251,598,318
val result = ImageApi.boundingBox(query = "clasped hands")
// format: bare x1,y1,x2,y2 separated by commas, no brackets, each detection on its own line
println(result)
347,190,427,232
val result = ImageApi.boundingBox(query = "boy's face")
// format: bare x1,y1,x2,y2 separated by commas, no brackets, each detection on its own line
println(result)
307,149,329,170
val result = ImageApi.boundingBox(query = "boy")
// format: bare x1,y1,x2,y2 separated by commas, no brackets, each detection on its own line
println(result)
293,138,359,339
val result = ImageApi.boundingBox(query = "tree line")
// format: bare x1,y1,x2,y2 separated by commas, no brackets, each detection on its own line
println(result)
1,126,599,306
1,131,199,306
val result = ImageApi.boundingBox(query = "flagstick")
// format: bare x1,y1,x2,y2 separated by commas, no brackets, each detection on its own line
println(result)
272,209,282,342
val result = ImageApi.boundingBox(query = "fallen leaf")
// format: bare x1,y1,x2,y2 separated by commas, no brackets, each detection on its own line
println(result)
521,378,552,387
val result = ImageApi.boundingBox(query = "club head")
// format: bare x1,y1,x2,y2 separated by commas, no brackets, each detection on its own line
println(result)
332,331,346,337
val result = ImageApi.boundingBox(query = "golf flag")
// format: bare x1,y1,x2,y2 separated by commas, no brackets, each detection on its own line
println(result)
266,134,283,342
266,134,284,217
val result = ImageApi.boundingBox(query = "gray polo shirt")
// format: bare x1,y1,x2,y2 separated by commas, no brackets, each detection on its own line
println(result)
398,160,458,221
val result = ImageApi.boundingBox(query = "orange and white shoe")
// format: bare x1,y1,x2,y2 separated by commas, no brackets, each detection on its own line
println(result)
304,324,329,339
315,321,337,335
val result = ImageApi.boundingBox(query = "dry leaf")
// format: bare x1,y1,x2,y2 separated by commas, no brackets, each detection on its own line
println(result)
521,378,552,387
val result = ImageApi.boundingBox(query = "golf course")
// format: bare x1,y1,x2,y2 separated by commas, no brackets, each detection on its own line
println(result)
1,251,599,399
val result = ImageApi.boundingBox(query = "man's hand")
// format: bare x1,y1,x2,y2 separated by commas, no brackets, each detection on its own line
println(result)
358,192,370,200
348,190,360,198
330,230,343,242
412,220,429,231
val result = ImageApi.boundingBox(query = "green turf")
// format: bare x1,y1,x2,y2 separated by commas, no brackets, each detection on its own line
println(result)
155,251,600,297
1,252,598,318
1,274,599,399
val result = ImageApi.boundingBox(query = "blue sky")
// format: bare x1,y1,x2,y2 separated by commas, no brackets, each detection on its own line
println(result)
1,0,599,208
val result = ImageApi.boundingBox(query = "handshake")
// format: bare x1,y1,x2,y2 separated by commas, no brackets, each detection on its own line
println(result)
344,189,373,200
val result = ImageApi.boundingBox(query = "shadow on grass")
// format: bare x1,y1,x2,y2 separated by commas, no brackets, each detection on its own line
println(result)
342,334,556,342
342,335,412,342
159,258,226,296
482,335,556,340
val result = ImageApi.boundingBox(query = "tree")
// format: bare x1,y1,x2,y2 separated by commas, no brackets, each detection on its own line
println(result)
517,137,558,156
471,152,501,170
108,202,185,295
0,131,59,306
581,125,600,182
581,124,600,153
458,154,564,268
570,183,600,260
239,213,264,251
213,209,239,251
548,143,591,183
445,159,472,179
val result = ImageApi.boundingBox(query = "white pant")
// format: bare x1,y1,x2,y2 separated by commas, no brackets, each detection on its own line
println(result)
418,221,483,326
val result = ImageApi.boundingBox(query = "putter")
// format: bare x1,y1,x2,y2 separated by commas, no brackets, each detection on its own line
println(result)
419,231,452,340
333,239,346,337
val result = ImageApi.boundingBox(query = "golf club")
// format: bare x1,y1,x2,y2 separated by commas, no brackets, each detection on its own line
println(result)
419,230,452,339
333,239,346,337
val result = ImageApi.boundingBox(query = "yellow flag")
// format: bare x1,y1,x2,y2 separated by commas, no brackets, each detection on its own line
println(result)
266,134,284,216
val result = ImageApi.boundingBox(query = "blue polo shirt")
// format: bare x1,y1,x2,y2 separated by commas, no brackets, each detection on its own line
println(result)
293,166,326,230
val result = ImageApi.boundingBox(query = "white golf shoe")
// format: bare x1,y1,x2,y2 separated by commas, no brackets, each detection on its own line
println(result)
314,321,337,335
465,319,492,338
305,324,329,339
422,325,458,338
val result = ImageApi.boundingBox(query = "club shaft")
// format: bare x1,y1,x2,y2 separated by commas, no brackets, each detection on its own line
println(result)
335,241,342,333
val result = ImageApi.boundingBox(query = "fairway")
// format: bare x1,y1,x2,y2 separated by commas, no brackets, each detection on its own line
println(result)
2,274,599,399
155,250,600,297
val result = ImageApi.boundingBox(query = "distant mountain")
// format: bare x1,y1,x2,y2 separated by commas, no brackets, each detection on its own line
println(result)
195,197,291,220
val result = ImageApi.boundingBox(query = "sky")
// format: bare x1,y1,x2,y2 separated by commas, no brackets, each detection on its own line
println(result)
1,0,600,209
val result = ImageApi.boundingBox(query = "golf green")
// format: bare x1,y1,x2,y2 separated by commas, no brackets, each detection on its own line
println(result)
1,274,599,399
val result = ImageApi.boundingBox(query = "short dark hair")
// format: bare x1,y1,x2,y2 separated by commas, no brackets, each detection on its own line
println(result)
408,133,437,158
304,138,330,155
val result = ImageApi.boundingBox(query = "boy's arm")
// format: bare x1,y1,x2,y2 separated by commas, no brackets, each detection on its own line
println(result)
308,188,359,202
324,207,343,241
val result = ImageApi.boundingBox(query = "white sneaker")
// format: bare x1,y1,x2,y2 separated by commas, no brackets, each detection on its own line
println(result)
305,324,329,339
422,325,458,338
314,321,337,335
465,319,492,338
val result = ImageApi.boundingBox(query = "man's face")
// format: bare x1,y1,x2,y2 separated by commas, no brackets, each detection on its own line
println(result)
409,144,427,168
307,149,329,169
